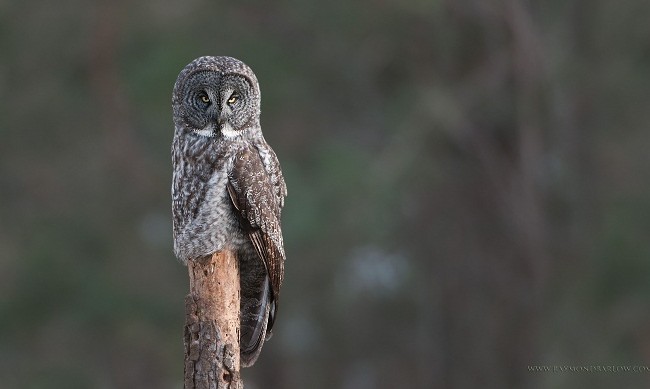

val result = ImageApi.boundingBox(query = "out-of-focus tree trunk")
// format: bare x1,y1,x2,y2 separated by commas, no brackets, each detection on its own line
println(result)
88,0,154,194
184,251,243,389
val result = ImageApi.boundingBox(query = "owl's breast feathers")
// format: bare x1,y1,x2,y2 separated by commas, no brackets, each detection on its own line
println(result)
227,141,287,304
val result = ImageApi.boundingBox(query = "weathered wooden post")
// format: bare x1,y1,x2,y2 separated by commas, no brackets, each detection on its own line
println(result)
184,251,243,389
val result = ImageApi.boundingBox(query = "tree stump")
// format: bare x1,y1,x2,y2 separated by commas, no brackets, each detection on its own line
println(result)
184,251,243,389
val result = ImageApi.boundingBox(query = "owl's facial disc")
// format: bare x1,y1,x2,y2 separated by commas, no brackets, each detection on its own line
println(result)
179,70,257,138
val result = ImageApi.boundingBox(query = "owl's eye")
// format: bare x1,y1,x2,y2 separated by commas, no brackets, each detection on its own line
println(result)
227,93,239,105
199,94,210,104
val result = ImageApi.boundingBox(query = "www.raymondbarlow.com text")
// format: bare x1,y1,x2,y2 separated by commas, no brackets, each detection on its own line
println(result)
528,365,650,373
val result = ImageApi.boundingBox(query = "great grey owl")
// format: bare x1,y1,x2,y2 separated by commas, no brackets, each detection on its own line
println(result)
171,56,287,367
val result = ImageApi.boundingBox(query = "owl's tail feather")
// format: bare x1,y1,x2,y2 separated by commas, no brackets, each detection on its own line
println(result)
240,276,272,367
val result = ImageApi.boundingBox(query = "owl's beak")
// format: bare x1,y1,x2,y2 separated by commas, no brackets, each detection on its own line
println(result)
217,113,227,128
216,116,228,132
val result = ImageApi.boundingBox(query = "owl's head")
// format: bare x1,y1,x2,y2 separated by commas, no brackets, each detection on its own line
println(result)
172,56,261,138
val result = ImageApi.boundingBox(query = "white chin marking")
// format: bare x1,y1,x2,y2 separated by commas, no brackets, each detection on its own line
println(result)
193,128,215,137
220,123,239,138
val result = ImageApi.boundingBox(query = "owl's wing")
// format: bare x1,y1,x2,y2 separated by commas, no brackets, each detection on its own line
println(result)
227,145,286,305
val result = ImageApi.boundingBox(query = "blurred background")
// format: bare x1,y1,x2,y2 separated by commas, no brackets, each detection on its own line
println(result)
1,0,650,388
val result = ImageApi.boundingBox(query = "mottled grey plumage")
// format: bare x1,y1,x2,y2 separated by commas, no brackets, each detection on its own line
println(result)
171,56,287,367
